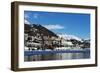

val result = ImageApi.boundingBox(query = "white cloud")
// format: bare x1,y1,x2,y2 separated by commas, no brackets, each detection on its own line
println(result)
24,19,30,24
43,24,64,30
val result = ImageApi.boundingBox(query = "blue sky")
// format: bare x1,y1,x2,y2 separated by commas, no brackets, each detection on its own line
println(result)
24,11,90,39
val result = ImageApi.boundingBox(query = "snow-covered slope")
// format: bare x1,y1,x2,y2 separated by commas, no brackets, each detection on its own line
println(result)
58,34,82,41
24,19,30,24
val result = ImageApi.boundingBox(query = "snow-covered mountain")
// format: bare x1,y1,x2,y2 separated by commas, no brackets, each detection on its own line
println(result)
24,19,30,25
58,34,82,41
24,20,82,42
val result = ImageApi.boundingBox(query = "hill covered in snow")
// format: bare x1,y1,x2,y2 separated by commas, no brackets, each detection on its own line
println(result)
58,34,82,41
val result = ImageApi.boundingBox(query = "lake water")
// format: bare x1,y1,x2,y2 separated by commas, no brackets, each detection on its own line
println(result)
24,51,90,61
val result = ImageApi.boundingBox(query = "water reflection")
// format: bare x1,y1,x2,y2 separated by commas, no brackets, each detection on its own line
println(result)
24,52,90,61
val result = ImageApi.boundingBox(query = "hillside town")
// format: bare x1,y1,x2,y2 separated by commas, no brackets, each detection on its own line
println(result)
24,24,90,51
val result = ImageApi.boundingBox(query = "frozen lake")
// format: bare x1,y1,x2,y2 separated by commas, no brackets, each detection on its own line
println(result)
24,49,90,61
